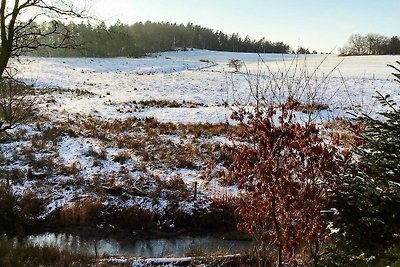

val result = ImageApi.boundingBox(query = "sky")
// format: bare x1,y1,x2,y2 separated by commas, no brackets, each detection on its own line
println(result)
86,0,400,53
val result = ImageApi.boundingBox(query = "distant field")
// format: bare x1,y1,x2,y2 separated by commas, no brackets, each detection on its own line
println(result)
13,50,400,123
160,50,397,79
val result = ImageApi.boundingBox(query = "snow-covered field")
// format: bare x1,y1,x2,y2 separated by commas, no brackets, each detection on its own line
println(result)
13,51,400,123
2,50,400,231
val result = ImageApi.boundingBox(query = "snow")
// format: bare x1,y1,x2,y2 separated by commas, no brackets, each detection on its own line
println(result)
2,49,400,231
130,254,241,267
11,50,400,124
136,106,231,124
132,256,192,266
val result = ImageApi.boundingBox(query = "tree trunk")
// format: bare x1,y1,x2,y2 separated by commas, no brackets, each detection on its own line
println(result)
271,192,283,267
0,44,11,78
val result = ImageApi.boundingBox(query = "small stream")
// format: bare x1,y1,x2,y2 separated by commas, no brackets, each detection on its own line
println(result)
14,233,253,257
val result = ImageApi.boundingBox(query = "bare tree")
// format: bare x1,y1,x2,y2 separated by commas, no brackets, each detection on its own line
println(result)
0,78,37,132
349,34,367,55
0,0,88,77
228,58,243,72
340,33,390,56
366,33,388,55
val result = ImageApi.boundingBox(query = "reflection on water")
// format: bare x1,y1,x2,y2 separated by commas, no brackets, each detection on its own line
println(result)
17,233,253,257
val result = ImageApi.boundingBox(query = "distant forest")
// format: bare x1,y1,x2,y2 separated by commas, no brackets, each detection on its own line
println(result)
31,21,293,57
340,33,400,56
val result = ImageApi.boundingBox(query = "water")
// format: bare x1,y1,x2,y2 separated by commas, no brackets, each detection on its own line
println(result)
16,233,253,257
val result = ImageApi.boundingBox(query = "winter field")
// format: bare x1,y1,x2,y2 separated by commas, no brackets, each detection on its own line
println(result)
13,51,400,124
1,50,400,253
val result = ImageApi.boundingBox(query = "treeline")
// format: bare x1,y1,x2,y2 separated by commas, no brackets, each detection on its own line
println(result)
340,33,400,56
31,21,292,57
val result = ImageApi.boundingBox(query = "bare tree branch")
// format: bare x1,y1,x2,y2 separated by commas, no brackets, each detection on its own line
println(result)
0,77,38,133
0,0,89,77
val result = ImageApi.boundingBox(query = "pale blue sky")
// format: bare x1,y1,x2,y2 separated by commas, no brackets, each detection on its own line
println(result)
91,0,400,53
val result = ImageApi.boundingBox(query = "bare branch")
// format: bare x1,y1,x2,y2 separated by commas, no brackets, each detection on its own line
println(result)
0,78,38,133
0,0,88,77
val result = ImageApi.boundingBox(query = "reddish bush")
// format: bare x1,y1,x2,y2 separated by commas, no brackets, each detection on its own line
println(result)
226,99,343,266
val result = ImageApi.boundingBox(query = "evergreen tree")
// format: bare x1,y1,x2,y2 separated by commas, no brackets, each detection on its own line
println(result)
332,62,400,264
31,21,293,57
387,37,400,55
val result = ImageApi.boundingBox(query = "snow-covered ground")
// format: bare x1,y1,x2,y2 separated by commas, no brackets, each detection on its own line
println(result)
12,50,400,123
2,50,400,230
